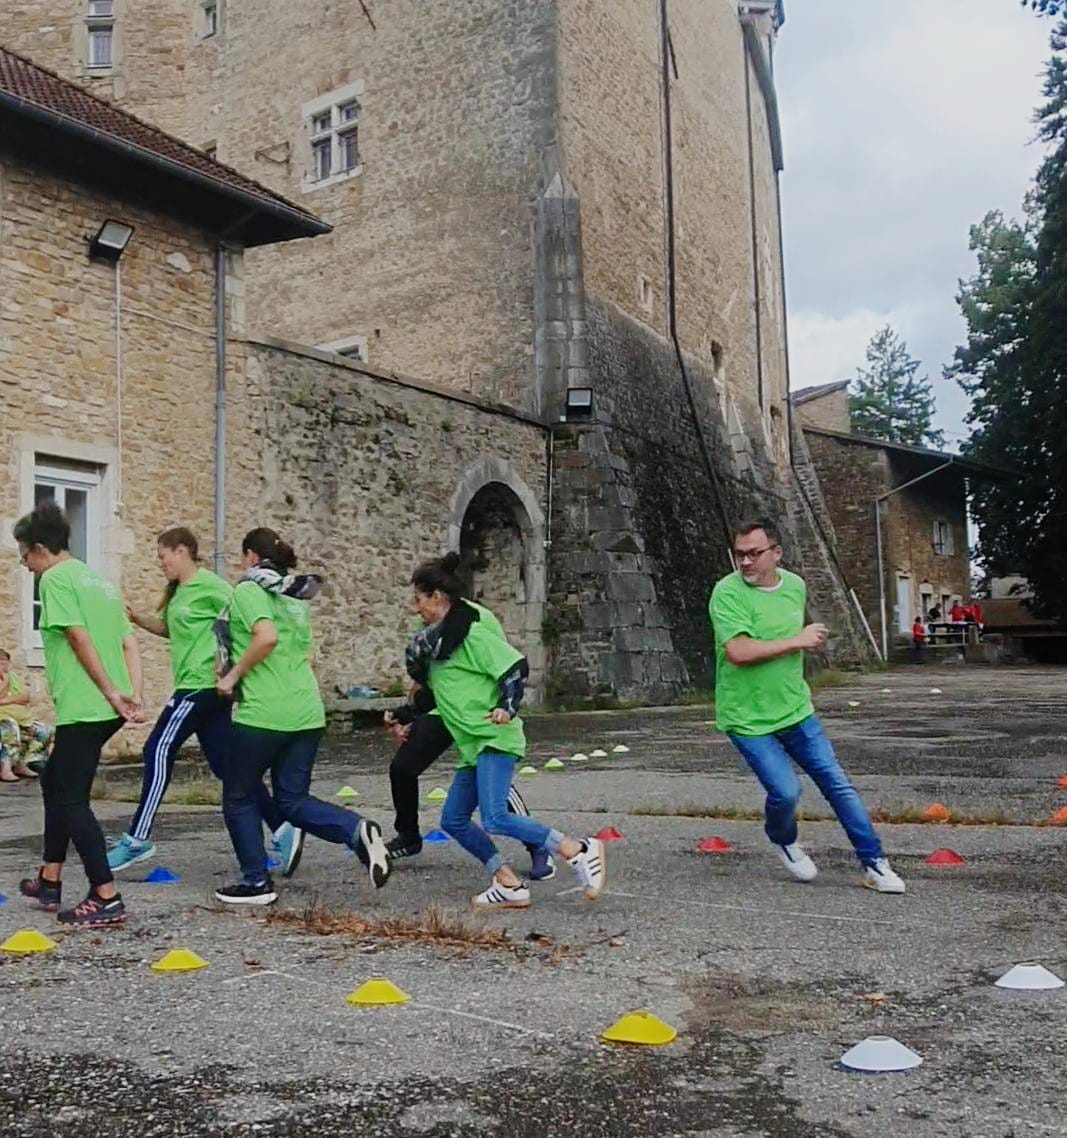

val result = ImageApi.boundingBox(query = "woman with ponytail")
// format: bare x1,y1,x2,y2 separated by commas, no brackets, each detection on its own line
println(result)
411,553,606,909
214,527,390,904
108,528,298,875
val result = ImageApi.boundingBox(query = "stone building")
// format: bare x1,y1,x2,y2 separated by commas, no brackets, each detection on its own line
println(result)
0,46,328,729
2,2,879,705
790,385,1008,658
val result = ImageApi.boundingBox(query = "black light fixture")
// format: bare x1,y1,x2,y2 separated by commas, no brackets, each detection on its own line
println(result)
88,219,134,262
563,386,593,422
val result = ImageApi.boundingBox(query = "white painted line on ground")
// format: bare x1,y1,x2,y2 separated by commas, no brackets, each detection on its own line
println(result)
411,1002,555,1039
570,887,910,927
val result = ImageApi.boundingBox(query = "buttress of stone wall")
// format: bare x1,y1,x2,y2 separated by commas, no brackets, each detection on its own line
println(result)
787,422,880,668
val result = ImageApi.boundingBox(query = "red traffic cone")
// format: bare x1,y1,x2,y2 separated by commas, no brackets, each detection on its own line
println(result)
595,826,624,841
925,848,965,866
697,836,732,853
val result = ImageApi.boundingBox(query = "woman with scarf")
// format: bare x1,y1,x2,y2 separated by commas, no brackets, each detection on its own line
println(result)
214,527,390,904
383,603,555,881
411,553,606,909
107,527,300,875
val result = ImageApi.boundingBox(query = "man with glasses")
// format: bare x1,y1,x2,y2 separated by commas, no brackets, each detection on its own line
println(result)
708,519,905,894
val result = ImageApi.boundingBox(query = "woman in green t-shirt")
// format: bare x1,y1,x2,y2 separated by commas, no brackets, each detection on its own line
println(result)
213,527,390,905
413,553,606,909
13,502,144,928
107,527,296,877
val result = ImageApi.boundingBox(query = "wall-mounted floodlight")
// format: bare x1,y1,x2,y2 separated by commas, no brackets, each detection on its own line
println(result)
88,219,134,262
563,387,593,422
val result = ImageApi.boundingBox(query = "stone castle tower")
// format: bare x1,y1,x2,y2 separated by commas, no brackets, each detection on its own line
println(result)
2,0,874,702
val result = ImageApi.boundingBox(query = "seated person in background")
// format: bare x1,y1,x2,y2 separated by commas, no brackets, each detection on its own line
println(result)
927,605,942,622
0,648,54,781
950,601,968,623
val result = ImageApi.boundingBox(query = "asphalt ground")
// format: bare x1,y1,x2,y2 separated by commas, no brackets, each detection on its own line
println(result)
1,664,1065,1137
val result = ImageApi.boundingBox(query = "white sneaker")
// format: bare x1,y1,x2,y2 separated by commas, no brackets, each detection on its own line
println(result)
863,858,906,894
774,842,818,882
568,837,607,900
472,879,531,909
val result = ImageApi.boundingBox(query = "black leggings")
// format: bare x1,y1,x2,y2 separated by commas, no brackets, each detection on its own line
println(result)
41,719,122,889
389,714,536,851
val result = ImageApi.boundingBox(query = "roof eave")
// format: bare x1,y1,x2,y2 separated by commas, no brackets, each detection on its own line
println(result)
801,427,1018,481
0,91,330,246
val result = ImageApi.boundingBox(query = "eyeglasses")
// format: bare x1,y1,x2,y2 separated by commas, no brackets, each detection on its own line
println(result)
734,546,774,563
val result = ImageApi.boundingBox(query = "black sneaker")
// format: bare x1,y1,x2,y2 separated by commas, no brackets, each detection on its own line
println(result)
19,875,61,912
357,820,391,890
214,878,277,906
57,892,127,927
386,834,423,860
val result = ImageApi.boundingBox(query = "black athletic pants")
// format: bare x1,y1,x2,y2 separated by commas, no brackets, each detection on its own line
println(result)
41,718,123,889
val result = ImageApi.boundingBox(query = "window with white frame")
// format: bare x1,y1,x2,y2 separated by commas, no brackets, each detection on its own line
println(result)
25,462,103,649
302,82,364,190
201,0,219,38
317,335,368,363
932,518,954,557
86,0,115,69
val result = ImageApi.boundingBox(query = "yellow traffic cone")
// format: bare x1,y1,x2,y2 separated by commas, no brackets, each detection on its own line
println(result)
346,978,411,1006
1,929,57,955
150,949,209,973
601,1011,677,1046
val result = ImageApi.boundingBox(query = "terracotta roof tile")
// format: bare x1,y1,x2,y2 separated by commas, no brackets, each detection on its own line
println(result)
0,45,323,229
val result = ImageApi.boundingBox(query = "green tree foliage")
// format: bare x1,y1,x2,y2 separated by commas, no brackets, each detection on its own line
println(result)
950,19,1067,619
848,326,946,448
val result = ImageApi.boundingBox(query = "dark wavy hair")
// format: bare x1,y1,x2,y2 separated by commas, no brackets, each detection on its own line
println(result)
411,551,464,598
12,502,70,554
158,526,200,609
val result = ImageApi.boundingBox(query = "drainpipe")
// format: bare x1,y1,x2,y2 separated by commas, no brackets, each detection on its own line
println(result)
213,243,227,575
114,257,124,513
875,459,955,659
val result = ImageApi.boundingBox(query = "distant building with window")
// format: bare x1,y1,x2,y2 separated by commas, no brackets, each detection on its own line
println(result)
790,383,1009,656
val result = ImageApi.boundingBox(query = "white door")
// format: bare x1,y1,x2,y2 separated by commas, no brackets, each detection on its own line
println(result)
896,576,912,636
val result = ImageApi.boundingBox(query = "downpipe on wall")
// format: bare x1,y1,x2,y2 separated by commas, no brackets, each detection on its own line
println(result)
214,243,227,575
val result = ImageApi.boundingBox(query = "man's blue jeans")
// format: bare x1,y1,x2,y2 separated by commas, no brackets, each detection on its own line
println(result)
728,715,884,866
223,725,362,884
441,752,564,874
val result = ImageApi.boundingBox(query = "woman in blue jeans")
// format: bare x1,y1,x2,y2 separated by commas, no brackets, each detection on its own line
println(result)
411,553,605,909
214,528,390,905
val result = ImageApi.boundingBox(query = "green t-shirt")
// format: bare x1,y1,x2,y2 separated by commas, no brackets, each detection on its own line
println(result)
420,601,504,722
709,567,814,737
39,557,132,726
230,581,325,732
164,568,233,691
429,615,526,767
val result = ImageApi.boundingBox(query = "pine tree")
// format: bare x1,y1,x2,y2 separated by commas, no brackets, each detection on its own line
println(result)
951,19,1067,620
848,326,946,448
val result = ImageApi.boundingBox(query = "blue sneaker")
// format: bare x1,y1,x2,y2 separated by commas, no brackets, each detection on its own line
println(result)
272,823,305,878
106,833,157,873
528,847,556,881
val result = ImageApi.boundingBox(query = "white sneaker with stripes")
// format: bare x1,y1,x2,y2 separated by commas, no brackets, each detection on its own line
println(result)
568,837,607,900
472,879,531,909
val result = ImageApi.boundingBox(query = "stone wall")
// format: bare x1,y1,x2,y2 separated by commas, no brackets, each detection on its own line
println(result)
233,339,549,698
885,457,969,628
0,151,222,741
794,388,851,433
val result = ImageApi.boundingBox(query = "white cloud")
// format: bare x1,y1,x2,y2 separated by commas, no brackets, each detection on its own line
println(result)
777,0,1051,436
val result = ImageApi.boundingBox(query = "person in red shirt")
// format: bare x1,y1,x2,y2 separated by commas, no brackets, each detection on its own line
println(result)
912,617,927,663
950,602,968,623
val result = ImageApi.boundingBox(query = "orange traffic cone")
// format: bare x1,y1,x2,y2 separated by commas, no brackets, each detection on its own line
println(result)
1051,807,1067,827
921,803,951,823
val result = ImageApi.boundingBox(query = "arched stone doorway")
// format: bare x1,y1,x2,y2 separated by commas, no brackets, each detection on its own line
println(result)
446,460,546,702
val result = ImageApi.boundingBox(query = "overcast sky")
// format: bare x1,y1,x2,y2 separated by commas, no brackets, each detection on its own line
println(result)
775,0,1053,446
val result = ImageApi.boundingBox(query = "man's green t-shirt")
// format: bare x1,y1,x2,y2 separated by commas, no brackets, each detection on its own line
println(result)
39,557,132,726
429,616,526,767
165,568,232,691
709,567,814,737
229,581,325,732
